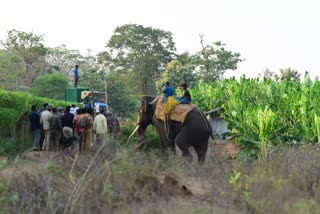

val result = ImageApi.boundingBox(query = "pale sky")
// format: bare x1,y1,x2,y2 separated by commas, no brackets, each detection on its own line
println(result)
1,0,320,79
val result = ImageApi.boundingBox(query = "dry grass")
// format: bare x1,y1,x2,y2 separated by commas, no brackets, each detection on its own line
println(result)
0,140,320,214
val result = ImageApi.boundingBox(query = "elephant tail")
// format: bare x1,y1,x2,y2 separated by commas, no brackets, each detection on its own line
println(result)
210,132,215,141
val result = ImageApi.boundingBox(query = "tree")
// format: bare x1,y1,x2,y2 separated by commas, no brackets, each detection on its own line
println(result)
101,24,176,95
259,68,280,81
29,73,69,100
3,29,47,87
78,67,105,91
0,49,24,90
156,52,198,92
45,45,81,75
259,67,301,82
194,35,242,82
279,67,301,81
45,46,97,85
79,67,138,115
106,71,138,116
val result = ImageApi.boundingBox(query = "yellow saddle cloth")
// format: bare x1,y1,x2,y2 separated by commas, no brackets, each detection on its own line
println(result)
163,96,180,114
154,97,195,123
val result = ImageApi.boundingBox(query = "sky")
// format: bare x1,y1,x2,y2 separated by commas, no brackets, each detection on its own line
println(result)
1,0,320,79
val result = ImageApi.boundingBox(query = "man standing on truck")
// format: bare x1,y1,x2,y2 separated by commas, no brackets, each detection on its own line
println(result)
74,64,79,88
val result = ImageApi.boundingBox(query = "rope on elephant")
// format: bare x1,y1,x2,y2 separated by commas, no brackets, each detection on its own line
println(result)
164,115,170,140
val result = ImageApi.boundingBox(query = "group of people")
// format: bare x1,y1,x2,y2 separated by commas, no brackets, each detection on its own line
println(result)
28,103,120,153
161,82,192,115
163,82,192,104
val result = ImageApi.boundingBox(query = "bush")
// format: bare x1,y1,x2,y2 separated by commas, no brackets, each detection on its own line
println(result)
0,137,32,158
120,115,160,151
29,73,69,100
0,108,17,137
0,88,76,155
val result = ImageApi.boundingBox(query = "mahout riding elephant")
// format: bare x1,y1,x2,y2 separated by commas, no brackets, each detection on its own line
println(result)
129,96,213,163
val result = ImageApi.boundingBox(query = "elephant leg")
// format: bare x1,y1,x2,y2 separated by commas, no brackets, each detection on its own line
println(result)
175,131,192,161
177,144,192,161
194,142,208,164
159,135,170,150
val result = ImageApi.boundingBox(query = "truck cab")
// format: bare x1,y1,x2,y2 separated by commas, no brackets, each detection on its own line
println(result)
81,90,108,112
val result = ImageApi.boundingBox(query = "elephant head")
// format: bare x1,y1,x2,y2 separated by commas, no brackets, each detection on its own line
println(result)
129,96,159,149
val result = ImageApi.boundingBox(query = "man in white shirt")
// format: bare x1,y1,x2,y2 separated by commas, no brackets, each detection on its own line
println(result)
40,105,53,151
93,109,108,146
70,104,78,115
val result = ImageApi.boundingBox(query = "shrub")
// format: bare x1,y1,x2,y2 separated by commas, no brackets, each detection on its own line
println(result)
29,73,69,100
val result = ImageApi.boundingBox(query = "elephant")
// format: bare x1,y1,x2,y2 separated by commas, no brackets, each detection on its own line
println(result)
130,96,213,163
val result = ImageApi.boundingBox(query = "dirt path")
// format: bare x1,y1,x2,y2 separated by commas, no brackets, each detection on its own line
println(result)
0,151,60,180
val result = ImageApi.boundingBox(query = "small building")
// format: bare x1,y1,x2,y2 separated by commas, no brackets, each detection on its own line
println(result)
206,107,230,140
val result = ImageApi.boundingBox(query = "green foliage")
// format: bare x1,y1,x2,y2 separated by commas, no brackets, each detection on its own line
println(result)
78,67,105,91
0,137,32,158
120,115,160,151
3,29,47,87
0,49,24,91
101,23,176,95
0,108,18,137
194,36,243,82
29,73,69,100
157,58,198,93
190,76,320,158
106,71,139,116
79,68,138,116
279,67,301,81
189,79,228,111
260,67,302,82
0,88,74,142
45,45,82,74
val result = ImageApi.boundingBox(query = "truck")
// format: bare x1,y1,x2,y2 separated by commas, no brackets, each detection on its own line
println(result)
65,88,108,112
80,90,108,112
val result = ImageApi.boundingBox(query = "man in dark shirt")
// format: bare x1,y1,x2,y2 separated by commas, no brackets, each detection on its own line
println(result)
61,106,74,128
29,105,41,151
51,108,62,151
180,83,192,104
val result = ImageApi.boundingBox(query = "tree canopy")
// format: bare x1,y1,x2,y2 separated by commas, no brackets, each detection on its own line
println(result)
259,67,302,82
100,24,176,95
194,35,243,82
3,29,47,87
29,73,69,100
156,51,197,92
0,25,247,111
